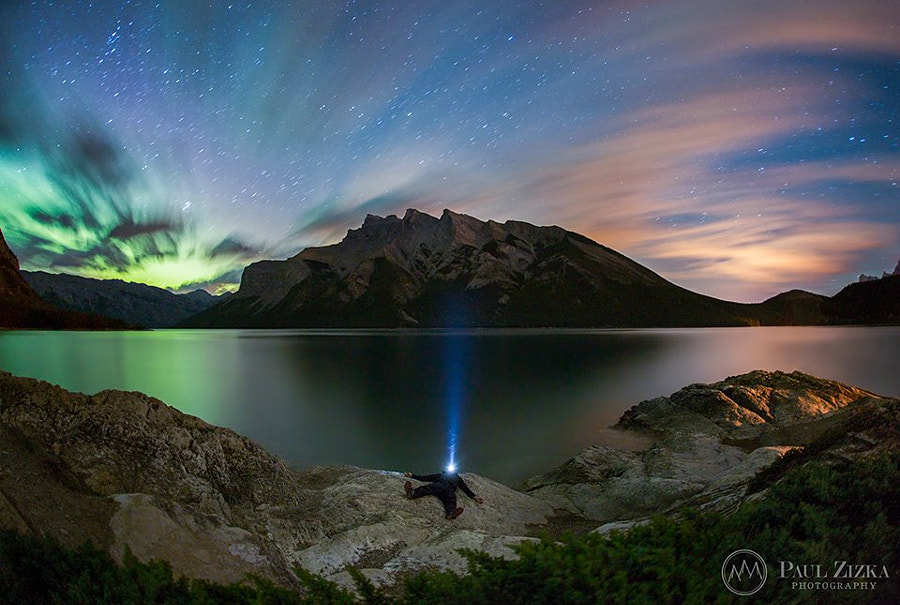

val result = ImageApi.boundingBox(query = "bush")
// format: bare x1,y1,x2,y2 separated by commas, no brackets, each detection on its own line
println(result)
2,452,899,603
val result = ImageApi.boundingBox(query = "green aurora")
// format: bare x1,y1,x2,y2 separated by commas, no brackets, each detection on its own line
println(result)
0,137,256,294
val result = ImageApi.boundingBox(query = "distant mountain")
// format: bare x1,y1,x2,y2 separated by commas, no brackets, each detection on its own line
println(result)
180,209,752,328
742,289,829,326
0,229,128,329
23,271,223,328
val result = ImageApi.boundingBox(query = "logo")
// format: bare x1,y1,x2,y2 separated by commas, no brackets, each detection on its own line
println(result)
722,549,768,596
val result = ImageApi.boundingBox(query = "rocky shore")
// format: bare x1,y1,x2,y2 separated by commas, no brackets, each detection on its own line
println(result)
0,369,895,589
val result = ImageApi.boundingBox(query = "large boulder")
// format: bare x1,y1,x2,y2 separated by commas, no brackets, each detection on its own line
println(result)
524,371,890,522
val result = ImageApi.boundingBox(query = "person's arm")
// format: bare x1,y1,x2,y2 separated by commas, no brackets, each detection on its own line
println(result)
457,475,483,503
406,472,442,482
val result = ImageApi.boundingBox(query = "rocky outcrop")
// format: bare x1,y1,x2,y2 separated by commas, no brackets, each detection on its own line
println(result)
858,259,900,283
23,271,222,328
1,369,896,590
0,371,553,589
0,229,40,303
523,371,892,523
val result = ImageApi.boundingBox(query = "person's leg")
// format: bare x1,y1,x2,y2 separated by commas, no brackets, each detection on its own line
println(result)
410,482,441,500
437,489,459,518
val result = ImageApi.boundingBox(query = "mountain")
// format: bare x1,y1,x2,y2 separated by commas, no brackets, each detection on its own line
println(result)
742,289,828,326
23,271,223,328
185,209,762,328
183,209,898,328
0,229,128,329
0,229,43,303
858,258,899,283
822,274,900,325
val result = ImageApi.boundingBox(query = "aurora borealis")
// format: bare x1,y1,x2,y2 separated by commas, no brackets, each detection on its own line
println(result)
1,1,897,299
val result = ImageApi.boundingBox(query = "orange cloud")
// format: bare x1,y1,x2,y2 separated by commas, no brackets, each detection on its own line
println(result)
484,83,897,301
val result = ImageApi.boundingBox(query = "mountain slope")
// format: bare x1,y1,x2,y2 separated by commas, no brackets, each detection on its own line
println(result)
185,209,755,328
822,274,900,325
0,229,43,304
0,229,128,329
741,289,828,326
23,271,222,328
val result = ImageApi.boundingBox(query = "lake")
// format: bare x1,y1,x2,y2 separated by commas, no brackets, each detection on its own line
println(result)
1,327,898,484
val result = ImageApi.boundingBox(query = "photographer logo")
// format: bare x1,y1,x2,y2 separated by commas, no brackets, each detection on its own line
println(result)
722,549,768,596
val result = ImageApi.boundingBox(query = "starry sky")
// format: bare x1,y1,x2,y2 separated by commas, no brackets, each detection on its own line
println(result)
0,1,897,300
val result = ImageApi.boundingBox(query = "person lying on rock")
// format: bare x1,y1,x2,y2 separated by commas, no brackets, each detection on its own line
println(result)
404,470,484,519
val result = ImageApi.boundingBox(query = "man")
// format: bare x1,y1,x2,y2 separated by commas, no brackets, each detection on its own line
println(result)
404,469,484,519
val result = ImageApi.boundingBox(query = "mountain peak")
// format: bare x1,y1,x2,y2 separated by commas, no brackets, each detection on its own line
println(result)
362,213,400,227
402,208,432,221
186,209,899,328
0,228,41,302
192,209,725,328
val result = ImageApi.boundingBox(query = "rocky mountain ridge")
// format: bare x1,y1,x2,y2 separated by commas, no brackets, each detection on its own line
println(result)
184,209,751,328
0,229,41,303
23,271,222,328
858,259,900,282
1,369,896,589
185,209,899,328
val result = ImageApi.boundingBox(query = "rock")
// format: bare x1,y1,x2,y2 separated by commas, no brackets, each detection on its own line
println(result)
272,466,553,586
0,371,554,589
1,368,896,591
616,370,878,437
524,371,891,522
109,494,268,585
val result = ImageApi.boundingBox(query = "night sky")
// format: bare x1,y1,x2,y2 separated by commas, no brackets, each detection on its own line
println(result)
1,1,897,301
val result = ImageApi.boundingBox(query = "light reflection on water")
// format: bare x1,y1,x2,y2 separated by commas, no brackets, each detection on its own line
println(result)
1,327,897,484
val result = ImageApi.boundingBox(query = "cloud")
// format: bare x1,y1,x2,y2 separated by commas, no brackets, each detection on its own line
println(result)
489,81,898,301
208,237,260,259
2,0,897,300
171,269,244,295
290,191,423,245
109,219,180,240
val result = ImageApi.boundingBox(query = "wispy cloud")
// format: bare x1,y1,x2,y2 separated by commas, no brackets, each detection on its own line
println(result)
0,0,896,298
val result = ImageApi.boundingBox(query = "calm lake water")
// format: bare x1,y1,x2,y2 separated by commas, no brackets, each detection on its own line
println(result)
1,327,898,484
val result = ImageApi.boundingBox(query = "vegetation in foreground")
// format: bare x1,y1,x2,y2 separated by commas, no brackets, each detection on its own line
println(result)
2,452,899,603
